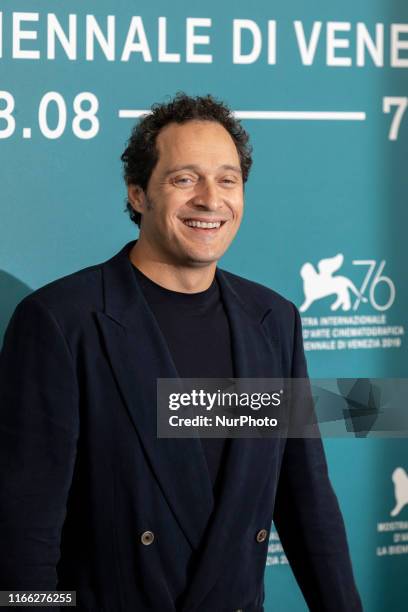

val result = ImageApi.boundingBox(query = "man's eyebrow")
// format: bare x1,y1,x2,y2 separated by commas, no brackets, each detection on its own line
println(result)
163,164,242,176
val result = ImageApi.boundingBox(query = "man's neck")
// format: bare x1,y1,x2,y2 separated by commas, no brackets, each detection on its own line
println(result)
129,240,217,294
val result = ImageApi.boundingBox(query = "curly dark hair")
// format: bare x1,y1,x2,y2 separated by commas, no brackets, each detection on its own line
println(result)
120,92,253,227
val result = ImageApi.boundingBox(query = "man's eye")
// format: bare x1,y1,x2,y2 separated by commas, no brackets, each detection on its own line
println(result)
174,176,195,185
221,178,237,185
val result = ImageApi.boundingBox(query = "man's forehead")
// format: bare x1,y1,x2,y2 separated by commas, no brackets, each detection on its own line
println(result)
157,120,235,145
155,120,240,162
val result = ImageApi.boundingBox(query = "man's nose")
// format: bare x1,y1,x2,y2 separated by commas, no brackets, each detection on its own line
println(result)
191,179,219,210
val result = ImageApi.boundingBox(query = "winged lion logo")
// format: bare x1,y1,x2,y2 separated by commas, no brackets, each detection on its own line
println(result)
300,254,367,312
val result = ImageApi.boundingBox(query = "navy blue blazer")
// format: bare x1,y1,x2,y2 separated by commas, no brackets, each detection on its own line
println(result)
0,241,362,611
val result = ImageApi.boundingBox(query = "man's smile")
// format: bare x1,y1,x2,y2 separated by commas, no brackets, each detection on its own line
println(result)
180,217,228,235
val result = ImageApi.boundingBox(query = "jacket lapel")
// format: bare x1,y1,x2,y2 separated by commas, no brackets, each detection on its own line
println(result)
95,241,214,551
180,269,284,611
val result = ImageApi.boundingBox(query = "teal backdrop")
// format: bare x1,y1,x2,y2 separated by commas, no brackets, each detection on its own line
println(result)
1,1,407,610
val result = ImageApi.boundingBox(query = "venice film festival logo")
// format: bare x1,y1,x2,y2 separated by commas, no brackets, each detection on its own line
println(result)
391,467,408,518
298,254,403,352
376,467,408,559
299,254,395,313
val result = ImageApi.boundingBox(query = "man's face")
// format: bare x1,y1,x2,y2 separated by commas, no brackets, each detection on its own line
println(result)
129,120,244,267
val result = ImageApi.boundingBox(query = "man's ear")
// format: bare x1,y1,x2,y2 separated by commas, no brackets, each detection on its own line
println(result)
127,184,146,216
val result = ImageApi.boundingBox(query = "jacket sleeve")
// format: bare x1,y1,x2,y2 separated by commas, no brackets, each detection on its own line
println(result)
0,296,79,591
273,304,362,611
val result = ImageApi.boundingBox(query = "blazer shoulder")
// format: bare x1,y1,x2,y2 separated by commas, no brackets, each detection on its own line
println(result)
17,261,104,319
219,268,297,317
218,268,302,364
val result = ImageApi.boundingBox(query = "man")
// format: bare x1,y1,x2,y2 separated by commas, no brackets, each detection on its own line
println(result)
0,93,362,611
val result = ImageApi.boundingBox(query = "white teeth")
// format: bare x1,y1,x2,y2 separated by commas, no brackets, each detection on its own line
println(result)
183,220,221,229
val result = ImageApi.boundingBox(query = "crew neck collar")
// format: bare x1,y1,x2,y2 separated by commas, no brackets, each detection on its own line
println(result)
131,264,218,303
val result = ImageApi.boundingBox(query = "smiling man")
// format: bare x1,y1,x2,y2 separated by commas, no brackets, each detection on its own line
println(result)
125,109,246,291
0,93,362,611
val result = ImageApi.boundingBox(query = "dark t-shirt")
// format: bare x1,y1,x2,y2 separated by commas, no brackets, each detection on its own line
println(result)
132,265,233,498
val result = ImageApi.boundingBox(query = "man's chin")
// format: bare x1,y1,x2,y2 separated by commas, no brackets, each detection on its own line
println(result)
182,254,220,268
170,241,221,266
185,243,230,265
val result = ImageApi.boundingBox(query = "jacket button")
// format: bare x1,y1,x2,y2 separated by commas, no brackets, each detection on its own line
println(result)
140,530,155,545
256,528,268,543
